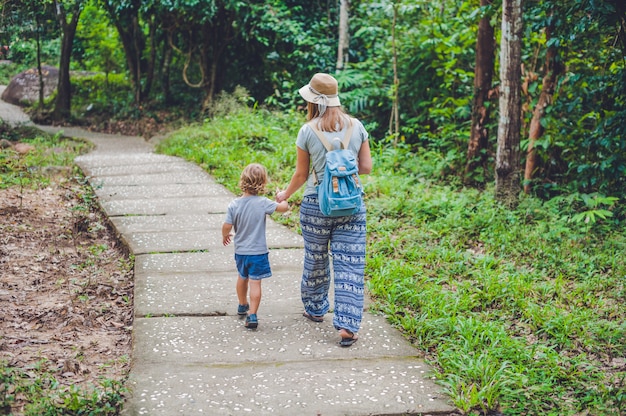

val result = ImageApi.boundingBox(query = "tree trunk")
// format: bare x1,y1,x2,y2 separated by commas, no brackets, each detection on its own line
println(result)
389,3,399,140
495,0,524,207
35,7,44,109
102,0,146,104
199,7,234,110
53,0,83,121
523,23,561,193
336,0,350,72
142,15,157,102
161,42,173,106
465,0,495,185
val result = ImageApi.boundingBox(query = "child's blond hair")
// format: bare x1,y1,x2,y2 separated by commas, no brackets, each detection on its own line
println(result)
239,163,268,195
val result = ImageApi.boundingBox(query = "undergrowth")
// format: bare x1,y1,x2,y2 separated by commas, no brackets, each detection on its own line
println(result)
0,360,126,416
157,97,626,416
0,121,91,190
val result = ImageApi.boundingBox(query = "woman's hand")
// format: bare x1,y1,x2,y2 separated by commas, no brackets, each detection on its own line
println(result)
276,190,289,203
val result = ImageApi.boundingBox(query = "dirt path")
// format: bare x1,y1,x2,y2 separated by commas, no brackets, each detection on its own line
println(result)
0,85,34,126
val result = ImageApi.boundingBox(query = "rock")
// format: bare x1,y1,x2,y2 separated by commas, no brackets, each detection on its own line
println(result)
1,65,59,106
13,143,36,154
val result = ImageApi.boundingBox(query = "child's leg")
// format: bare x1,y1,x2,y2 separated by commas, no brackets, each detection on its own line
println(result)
248,279,262,314
236,276,249,306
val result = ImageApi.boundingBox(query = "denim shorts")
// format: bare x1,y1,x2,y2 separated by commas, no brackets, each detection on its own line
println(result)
235,253,272,280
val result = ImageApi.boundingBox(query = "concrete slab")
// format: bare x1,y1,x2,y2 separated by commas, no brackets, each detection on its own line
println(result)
90,171,215,187
124,358,451,416
95,183,232,201
134,270,303,317
132,314,421,364
82,160,195,177
111,214,294,234
77,153,175,167
42,126,154,154
119,227,302,255
110,214,235,233
134,249,304,275
100,196,229,216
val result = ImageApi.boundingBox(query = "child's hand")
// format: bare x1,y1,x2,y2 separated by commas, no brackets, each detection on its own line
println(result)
222,223,233,246
276,190,288,203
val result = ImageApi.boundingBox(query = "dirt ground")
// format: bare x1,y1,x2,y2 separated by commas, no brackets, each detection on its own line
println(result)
0,176,134,413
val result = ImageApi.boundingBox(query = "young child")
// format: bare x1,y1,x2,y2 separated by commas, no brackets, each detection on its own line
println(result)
222,163,289,329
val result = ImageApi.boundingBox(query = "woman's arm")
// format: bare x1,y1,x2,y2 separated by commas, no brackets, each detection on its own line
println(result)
358,140,373,175
276,146,310,202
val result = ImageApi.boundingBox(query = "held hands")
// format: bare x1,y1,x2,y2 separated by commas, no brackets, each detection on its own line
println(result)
276,190,289,203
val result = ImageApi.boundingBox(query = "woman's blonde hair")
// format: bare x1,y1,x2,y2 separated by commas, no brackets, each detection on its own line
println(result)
239,163,268,195
307,103,349,132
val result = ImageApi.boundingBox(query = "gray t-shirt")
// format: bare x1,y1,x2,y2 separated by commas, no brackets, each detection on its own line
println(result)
224,195,279,255
296,117,368,197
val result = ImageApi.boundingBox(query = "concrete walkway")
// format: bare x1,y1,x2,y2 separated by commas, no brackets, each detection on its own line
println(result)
1,89,457,415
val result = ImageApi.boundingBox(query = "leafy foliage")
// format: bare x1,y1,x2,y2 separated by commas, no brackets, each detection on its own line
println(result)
73,2,124,74
520,0,626,198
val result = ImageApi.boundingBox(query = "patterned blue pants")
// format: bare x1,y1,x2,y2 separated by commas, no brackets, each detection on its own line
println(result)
299,195,366,334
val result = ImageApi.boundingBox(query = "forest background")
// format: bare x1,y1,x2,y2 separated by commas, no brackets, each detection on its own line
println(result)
0,0,625,415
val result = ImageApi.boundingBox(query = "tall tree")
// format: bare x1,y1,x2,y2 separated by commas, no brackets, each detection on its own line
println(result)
52,0,84,121
465,0,495,185
34,0,44,109
336,0,350,72
495,0,524,206
523,17,562,194
389,1,399,139
101,0,155,104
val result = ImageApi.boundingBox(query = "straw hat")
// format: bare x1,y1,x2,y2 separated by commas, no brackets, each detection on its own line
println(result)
298,73,341,113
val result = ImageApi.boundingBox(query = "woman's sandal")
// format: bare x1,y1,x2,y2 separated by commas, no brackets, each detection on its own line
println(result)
339,328,358,347
303,312,324,323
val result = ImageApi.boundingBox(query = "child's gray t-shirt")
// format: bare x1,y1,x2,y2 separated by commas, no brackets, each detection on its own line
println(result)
224,195,278,255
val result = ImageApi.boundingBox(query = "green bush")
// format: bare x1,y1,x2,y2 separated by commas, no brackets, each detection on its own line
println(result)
0,61,30,85
71,72,133,118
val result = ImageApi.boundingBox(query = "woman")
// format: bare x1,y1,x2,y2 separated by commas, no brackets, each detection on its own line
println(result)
276,73,372,347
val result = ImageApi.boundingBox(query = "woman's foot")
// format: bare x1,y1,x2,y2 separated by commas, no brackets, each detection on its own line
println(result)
303,312,324,323
338,328,358,347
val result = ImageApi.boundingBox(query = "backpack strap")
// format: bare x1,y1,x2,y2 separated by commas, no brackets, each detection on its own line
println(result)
308,122,333,151
308,118,354,151
308,118,355,185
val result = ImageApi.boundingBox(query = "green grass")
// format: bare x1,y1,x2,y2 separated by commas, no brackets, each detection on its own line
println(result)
0,122,92,190
157,97,626,416
0,359,126,416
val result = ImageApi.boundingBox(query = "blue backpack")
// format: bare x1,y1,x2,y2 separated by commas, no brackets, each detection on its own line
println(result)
309,119,363,217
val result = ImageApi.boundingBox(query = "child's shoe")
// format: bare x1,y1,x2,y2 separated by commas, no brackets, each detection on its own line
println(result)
237,304,249,316
245,313,258,329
